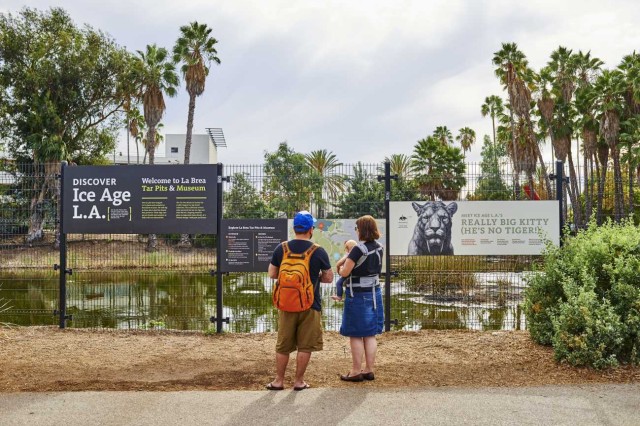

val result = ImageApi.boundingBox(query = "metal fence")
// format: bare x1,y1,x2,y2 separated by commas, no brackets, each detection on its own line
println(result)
0,159,566,332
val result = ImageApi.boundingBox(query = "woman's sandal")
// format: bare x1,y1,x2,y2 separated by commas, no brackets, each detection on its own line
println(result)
340,373,363,382
362,372,375,381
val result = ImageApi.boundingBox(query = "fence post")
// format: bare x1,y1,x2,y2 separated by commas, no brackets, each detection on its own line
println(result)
215,163,225,333
553,160,565,245
379,161,397,332
57,161,69,329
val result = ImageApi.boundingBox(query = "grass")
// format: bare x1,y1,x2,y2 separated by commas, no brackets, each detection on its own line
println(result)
0,285,13,328
1,238,215,270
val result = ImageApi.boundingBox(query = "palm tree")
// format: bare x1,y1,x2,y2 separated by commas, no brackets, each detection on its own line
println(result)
142,123,164,164
573,50,603,223
173,21,220,165
493,43,551,199
133,44,179,166
411,136,466,201
385,153,413,180
493,43,527,174
433,126,453,145
546,46,583,226
132,44,178,251
173,22,220,248
619,117,640,215
456,127,476,158
592,69,627,221
126,107,145,164
304,149,344,217
618,52,640,217
481,95,504,149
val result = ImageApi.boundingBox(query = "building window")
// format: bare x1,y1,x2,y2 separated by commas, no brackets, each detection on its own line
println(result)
171,147,179,153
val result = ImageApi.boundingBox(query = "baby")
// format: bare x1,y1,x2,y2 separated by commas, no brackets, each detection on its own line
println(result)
331,239,358,301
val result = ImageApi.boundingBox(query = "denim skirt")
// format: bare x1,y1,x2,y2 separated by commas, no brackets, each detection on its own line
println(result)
339,287,384,337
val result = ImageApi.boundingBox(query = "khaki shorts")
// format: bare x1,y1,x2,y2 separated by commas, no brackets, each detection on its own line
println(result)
276,309,323,354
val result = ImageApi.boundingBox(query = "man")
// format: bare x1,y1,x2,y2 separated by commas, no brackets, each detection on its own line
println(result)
266,211,333,391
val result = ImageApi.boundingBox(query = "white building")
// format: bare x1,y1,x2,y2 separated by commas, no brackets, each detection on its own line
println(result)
114,129,225,165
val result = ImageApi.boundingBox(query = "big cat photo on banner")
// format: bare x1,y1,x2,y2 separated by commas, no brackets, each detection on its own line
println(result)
389,201,560,256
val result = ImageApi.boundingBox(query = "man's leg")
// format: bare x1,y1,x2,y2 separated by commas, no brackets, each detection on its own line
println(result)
270,352,289,388
293,351,311,387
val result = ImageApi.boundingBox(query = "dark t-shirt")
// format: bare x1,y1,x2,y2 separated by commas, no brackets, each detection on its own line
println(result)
348,241,383,277
270,239,331,311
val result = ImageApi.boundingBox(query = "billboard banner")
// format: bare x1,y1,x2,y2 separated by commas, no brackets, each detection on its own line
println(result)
389,201,559,256
63,165,218,234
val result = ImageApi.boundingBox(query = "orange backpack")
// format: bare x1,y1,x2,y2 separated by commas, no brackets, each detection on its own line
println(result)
272,241,320,312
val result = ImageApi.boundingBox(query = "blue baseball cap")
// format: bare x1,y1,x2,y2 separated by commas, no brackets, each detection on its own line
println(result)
293,211,316,232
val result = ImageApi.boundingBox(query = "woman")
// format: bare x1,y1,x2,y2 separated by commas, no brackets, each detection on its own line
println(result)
337,215,384,382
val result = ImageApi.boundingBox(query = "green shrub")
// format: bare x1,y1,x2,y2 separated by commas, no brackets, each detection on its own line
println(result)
523,246,566,345
524,219,640,368
551,279,624,369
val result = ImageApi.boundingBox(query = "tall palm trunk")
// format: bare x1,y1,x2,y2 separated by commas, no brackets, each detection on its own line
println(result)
629,159,635,217
584,152,592,223
596,145,609,225
611,147,625,222
594,157,601,223
534,143,552,198
566,154,582,228
509,109,520,198
146,126,157,252
491,115,497,164
183,93,196,165
147,127,156,165
178,93,198,249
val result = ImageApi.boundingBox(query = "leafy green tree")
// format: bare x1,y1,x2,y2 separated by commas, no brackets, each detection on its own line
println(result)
224,173,275,218
0,7,133,242
173,21,220,165
471,135,511,200
411,136,466,201
263,142,320,218
334,163,384,218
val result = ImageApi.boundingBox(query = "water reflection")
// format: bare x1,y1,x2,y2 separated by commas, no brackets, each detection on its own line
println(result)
0,271,526,331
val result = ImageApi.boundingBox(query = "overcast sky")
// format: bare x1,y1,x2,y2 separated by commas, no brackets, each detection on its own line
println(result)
3,0,640,165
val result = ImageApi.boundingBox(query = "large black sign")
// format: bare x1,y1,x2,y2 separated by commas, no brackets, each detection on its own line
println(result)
221,219,288,272
63,165,218,234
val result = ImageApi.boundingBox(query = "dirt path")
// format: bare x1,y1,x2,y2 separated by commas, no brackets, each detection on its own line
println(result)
1,327,638,392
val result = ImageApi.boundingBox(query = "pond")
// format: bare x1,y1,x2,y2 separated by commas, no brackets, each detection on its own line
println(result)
0,271,527,332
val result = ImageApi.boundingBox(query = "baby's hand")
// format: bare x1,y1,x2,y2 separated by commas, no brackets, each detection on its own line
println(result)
331,295,342,301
